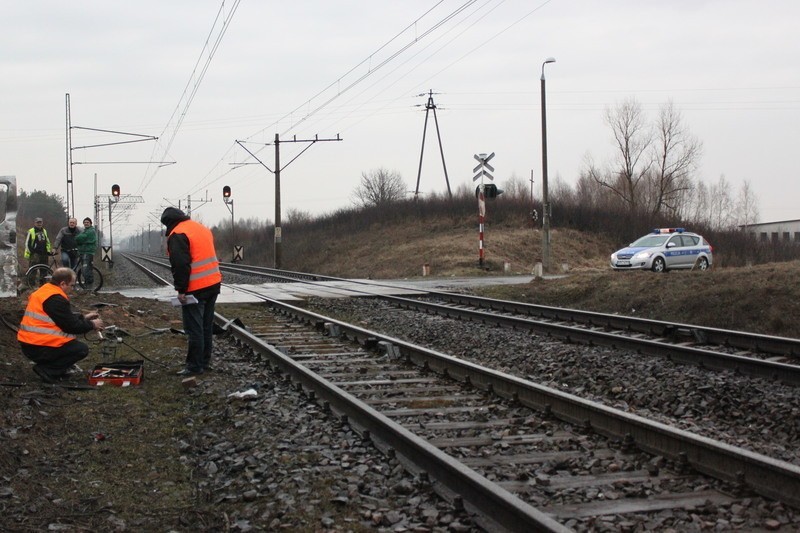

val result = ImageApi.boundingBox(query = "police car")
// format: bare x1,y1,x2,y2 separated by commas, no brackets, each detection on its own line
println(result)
610,228,713,272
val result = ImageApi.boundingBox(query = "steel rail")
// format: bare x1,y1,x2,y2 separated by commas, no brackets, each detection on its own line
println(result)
421,291,800,357
219,293,800,511
120,253,800,510
119,253,172,286
124,253,800,383
214,290,800,507
382,294,800,386
210,259,800,358
216,310,568,533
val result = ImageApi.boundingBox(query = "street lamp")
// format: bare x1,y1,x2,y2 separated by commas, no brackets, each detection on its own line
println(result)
223,185,236,262
540,57,555,273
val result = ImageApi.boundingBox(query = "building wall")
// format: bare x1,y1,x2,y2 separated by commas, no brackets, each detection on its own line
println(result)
742,220,800,243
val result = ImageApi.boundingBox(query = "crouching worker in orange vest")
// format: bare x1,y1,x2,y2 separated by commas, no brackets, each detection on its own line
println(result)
18,267,104,383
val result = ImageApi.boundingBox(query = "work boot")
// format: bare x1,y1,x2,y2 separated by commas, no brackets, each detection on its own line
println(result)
33,366,58,384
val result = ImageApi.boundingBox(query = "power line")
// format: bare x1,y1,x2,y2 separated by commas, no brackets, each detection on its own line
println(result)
182,1,489,208
241,0,479,142
138,0,242,196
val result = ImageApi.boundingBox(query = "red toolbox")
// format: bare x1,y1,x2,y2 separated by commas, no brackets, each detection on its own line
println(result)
88,361,144,387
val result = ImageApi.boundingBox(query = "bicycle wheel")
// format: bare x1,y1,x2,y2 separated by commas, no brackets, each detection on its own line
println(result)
25,265,53,289
77,266,104,292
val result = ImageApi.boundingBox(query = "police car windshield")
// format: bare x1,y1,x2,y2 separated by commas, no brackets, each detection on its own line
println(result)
630,234,670,247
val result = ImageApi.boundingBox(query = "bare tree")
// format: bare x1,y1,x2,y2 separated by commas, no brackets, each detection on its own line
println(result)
453,182,473,200
735,179,760,228
549,174,575,208
684,179,708,224
648,101,701,217
575,169,617,211
500,172,528,201
586,98,706,221
351,168,407,208
588,98,652,213
285,207,313,225
706,174,735,230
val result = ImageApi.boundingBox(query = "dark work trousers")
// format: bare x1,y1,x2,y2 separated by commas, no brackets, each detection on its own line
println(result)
29,252,50,268
61,250,79,270
180,293,218,372
28,252,52,285
20,339,89,378
81,253,95,284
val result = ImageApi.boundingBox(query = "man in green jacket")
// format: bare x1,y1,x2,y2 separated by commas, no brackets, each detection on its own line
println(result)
75,217,97,285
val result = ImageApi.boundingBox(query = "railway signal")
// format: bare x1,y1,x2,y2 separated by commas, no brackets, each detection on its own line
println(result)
222,185,238,262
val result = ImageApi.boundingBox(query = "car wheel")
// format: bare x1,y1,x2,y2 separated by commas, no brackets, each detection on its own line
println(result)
651,257,666,273
696,257,709,270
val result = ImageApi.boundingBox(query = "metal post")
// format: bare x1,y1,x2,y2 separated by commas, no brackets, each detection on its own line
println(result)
274,133,282,269
540,57,556,273
478,184,485,268
65,94,74,218
529,170,535,227
225,196,235,261
108,198,113,256
94,173,99,238
415,90,451,198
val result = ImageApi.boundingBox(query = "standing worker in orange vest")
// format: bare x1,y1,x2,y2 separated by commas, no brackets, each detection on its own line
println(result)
161,207,222,376
18,267,104,383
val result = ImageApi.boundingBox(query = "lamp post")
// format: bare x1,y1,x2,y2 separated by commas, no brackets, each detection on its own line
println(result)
223,186,235,262
540,57,555,273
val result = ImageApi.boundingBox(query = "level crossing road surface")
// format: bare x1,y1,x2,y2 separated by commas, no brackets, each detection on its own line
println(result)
114,275,537,303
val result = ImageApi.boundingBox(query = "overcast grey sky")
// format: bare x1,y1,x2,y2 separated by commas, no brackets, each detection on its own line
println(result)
2,0,798,238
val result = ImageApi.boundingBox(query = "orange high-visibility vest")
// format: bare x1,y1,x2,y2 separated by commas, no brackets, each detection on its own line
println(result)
171,220,222,292
17,283,76,347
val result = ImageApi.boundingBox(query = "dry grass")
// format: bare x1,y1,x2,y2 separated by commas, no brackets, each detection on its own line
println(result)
293,221,614,279
477,261,800,338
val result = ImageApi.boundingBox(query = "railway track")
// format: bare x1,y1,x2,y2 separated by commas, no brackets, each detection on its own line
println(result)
118,253,800,531
220,289,800,531
125,252,800,385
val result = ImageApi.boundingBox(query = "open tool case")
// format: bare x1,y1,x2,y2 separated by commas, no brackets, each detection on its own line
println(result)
88,360,144,387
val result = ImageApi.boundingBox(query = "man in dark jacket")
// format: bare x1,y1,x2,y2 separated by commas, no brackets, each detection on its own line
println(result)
161,207,222,376
53,217,82,270
18,268,104,383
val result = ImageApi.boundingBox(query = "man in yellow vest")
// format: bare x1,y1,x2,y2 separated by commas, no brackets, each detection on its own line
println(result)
161,207,222,376
18,267,104,383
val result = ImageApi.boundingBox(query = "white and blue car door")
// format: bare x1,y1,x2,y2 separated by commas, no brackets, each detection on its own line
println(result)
664,234,683,268
683,235,700,266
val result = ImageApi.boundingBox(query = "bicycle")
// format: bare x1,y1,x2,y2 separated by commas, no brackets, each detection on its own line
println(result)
25,253,104,292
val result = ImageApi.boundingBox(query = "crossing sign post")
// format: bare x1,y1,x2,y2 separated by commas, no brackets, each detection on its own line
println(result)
473,153,495,268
